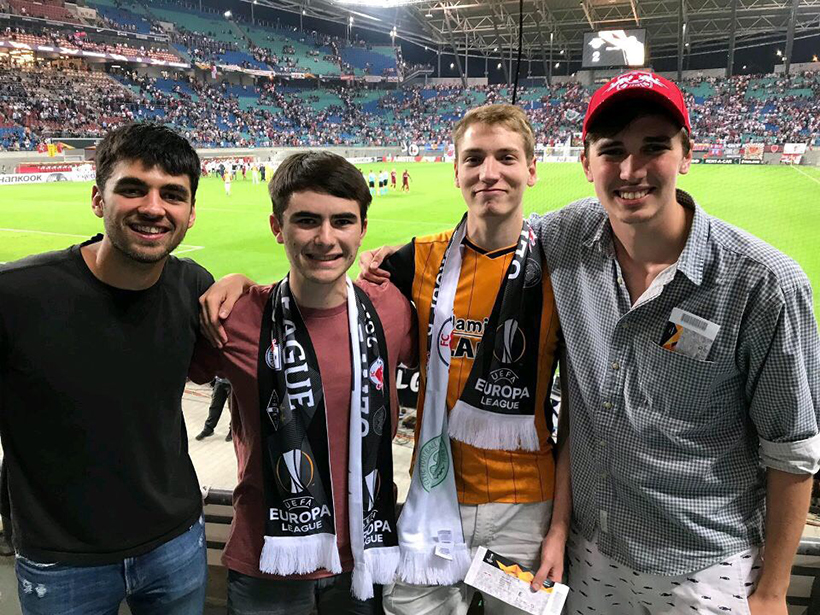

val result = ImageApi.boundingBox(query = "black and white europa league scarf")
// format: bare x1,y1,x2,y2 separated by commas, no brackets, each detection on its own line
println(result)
258,277,399,599
446,214,545,451
397,215,545,586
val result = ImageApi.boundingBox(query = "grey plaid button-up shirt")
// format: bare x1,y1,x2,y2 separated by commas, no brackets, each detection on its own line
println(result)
532,191,820,575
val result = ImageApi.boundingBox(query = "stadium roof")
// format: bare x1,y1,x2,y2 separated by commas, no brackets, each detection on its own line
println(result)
249,0,820,66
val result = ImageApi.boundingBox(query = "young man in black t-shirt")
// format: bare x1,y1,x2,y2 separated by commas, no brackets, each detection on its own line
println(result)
0,123,212,615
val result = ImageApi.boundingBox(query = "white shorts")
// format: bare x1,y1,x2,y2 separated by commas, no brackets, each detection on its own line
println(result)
566,530,762,615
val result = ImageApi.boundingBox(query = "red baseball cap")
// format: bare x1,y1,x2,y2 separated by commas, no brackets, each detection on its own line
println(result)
582,71,691,141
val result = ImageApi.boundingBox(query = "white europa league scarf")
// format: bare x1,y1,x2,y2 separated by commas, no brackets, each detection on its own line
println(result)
258,277,399,599
397,215,545,585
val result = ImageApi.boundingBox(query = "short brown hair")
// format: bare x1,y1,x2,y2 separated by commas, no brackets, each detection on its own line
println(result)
453,104,536,162
584,99,691,157
268,151,371,223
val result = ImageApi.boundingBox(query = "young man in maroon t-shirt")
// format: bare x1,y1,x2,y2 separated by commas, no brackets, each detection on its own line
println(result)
192,151,415,615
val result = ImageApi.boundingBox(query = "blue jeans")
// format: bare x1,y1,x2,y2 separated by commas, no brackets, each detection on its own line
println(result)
15,516,207,615
227,569,379,615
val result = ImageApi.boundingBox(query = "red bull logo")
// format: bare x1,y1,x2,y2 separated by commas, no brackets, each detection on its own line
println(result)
369,357,385,391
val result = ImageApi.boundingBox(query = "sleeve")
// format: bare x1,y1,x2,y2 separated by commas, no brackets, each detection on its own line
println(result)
396,292,419,370
188,337,221,385
381,241,416,302
743,280,820,474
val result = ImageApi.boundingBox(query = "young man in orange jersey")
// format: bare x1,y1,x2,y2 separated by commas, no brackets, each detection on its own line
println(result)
361,104,571,614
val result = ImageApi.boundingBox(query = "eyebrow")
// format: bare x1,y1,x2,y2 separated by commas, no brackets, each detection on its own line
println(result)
597,135,674,147
114,176,190,199
461,147,520,156
289,210,359,220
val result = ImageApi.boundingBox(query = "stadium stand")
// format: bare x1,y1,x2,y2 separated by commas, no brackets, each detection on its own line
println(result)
7,0,82,24
0,0,818,151
1,60,819,150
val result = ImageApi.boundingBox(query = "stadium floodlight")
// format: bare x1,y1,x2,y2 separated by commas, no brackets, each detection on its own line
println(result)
450,62,455,69
224,10,232,17
814,55,818,62
496,62,502,69
776,49,782,57
555,62,559,68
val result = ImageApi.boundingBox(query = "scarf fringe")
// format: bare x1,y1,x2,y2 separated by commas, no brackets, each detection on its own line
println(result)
396,543,472,586
449,401,539,452
259,534,342,576
351,546,401,600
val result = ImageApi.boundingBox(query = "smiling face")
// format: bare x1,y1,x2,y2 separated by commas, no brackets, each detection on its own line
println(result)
270,190,366,290
91,159,195,264
581,114,692,228
454,122,537,222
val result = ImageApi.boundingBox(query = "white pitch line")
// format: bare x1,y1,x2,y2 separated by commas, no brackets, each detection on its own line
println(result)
173,245,204,254
790,164,820,187
0,228,202,253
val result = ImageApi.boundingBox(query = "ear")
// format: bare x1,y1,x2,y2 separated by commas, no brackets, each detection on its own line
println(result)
270,213,285,244
360,216,368,241
679,149,693,176
526,156,537,188
91,184,104,219
581,152,594,183
453,158,460,188
187,199,196,229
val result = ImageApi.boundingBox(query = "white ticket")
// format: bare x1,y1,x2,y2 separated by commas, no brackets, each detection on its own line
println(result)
464,547,569,615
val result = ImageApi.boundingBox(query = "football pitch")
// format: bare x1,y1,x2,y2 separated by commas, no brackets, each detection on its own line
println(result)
2,162,820,308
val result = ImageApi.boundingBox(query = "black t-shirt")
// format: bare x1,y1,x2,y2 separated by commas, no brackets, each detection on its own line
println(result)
0,237,214,564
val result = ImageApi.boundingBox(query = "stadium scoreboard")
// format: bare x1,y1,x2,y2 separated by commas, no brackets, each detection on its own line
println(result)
582,29,647,68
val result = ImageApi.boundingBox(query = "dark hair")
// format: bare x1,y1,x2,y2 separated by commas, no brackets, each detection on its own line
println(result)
95,123,201,198
268,151,372,223
583,99,691,157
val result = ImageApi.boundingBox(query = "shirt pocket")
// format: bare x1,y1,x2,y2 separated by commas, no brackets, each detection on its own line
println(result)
634,336,718,432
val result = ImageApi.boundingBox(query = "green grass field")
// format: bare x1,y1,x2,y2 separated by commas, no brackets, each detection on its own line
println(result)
2,162,820,308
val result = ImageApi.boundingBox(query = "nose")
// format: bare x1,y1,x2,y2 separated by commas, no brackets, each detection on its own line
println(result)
139,189,165,218
479,157,500,183
619,154,647,183
314,220,334,246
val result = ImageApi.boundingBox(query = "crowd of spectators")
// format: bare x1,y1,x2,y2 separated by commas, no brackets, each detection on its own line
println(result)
1,58,819,150
1,25,180,62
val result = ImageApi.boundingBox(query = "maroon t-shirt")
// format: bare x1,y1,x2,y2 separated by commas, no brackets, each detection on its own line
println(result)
190,280,416,580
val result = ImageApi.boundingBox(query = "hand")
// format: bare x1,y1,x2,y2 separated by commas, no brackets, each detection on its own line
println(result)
747,591,788,615
357,245,397,284
530,530,566,592
199,274,254,348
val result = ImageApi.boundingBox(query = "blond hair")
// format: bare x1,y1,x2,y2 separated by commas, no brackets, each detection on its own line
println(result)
452,104,536,161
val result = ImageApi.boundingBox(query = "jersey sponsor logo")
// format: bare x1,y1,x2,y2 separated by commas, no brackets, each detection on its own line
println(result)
494,319,526,364
419,435,449,492
275,449,315,495
369,357,385,391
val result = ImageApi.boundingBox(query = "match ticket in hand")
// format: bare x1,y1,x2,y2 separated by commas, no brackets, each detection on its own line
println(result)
464,547,569,615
